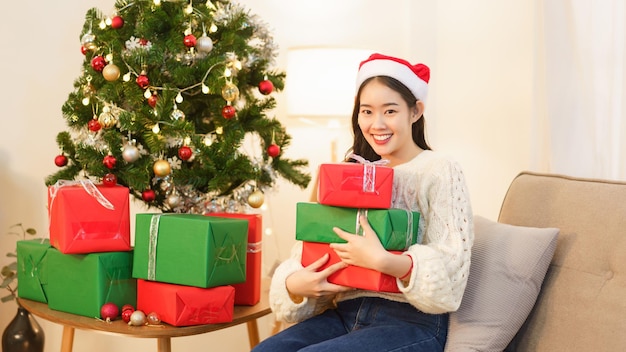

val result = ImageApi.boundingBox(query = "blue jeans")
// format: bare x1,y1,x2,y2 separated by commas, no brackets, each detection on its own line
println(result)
253,297,448,352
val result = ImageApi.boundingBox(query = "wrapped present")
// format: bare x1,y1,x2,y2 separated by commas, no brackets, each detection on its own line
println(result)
301,241,401,293
16,239,52,303
206,213,262,305
47,249,136,318
295,202,420,250
133,213,248,288
47,180,131,254
317,156,393,209
137,279,234,326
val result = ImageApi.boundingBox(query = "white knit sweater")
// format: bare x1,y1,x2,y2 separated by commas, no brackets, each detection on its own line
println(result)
270,150,474,323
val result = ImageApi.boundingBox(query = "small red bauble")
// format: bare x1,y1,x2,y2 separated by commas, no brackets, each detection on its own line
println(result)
221,105,236,119
103,155,117,169
178,146,193,161
142,189,156,202
111,15,124,29
100,302,119,322
258,80,274,95
267,143,281,157
81,46,88,55
88,119,102,132
183,34,197,48
147,94,158,108
136,74,150,89
102,173,117,186
91,56,107,72
121,309,134,323
54,154,68,167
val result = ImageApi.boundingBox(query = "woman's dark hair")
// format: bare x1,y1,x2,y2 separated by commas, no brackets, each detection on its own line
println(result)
346,76,431,162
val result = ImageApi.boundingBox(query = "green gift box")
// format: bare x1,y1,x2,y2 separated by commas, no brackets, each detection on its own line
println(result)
295,202,421,250
133,213,248,288
47,249,136,318
16,239,52,303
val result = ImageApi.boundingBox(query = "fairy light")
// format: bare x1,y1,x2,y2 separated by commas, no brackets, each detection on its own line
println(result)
82,97,90,106
224,67,232,77
144,89,152,99
175,92,184,103
105,17,112,26
184,1,193,14
215,126,223,134
123,72,131,82
209,23,218,33
99,19,107,29
183,136,191,145
153,0,161,5
152,123,160,133
203,134,213,146
206,1,216,11
201,83,210,94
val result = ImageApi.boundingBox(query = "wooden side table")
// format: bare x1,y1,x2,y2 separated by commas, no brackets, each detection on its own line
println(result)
18,280,272,352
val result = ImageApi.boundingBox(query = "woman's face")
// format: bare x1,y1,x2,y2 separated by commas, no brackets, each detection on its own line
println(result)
357,79,422,166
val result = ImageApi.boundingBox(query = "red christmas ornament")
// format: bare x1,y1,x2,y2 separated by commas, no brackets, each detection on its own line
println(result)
142,189,156,202
122,304,135,312
81,46,88,55
54,154,68,167
258,80,274,95
121,309,134,323
267,143,281,158
136,74,150,89
88,119,102,132
178,146,193,161
91,56,107,72
100,302,119,322
102,173,117,187
183,34,197,48
139,38,148,46
111,15,124,29
147,94,159,108
221,105,236,119
103,155,117,169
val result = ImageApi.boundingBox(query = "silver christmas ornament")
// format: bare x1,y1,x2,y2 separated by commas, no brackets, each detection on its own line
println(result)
122,144,140,162
196,35,213,53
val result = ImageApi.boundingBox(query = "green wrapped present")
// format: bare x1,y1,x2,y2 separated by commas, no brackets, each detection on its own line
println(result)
16,239,52,303
133,213,248,288
47,249,136,318
295,202,420,250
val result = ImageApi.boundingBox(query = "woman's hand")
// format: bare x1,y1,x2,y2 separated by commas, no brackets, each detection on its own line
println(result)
330,215,412,278
285,253,353,299
330,214,390,271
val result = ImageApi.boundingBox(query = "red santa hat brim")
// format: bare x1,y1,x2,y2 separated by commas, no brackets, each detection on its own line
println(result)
356,53,429,102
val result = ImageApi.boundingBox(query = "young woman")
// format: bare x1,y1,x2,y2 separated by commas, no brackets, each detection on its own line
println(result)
253,53,474,352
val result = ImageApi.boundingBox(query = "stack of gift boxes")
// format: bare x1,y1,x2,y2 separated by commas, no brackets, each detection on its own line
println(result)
297,160,421,293
16,181,263,327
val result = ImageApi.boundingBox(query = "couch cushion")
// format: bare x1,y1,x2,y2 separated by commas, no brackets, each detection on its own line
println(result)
444,215,558,352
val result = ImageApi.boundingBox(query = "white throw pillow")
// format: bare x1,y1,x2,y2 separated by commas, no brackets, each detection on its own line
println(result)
445,215,559,352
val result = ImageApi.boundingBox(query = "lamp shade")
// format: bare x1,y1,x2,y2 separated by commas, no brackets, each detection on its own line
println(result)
286,47,372,118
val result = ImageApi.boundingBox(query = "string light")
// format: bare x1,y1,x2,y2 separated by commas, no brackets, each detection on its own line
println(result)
123,72,131,82
153,0,161,5
144,89,152,99
201,83,210,94
152,123,160,133
175,92,184,103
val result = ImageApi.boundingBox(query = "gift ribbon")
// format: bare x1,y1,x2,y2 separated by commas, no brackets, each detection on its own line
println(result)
247,241,262,254
147,214,162,281
354,209,414,250
49,179,115,211
348,153,390,193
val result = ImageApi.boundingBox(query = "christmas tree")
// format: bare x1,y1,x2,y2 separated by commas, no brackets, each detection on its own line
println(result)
45,0,310,214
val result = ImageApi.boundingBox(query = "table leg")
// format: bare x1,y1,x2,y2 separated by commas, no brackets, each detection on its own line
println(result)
157,337,171,352
60,326,75,352
246,319,260,349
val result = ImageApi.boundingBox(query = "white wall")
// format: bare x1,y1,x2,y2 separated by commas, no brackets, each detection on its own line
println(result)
0,1,536,351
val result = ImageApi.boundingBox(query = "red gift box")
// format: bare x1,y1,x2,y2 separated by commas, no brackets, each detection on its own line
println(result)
301,241,400,293
317,162,393,209
137,279,234,327
47,181,131,254
206,213,262,305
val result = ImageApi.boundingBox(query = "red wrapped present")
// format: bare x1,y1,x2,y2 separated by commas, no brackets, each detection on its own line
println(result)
317,156,393,209
206,213,262,305
137,279,234,327
48,180,131,254
301,241,400,293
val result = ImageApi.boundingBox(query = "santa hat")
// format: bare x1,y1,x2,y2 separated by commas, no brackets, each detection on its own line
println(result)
356,53,430,102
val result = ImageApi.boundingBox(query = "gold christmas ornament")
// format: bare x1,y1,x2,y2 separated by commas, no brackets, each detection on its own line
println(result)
102,63,121,81
98,107,117,128
153,159,171,177
247,190,264,208
221,82,239,102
